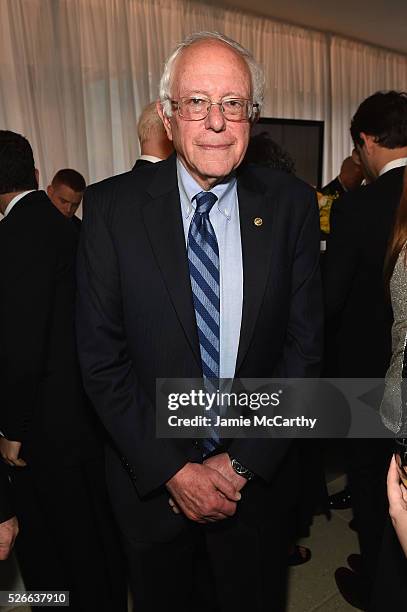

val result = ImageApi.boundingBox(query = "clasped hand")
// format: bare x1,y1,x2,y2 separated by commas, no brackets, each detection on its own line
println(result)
0,438,27,467
166,452,247,524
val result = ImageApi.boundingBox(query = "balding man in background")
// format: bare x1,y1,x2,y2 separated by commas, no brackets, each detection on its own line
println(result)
133,100,174,168
322,154,364,198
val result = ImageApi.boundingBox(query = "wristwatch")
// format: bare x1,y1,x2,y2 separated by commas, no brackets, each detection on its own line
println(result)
230,457,254,481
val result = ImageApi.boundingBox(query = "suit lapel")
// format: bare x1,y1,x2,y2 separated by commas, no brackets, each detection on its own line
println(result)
141,158,275,375
142,156,202,368
235,168,275,374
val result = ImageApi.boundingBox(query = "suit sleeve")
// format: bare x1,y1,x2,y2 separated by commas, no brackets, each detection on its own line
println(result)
323,193,360,323
321,177,344,197
0,464,13,523
228,189,324,482
0,238,55,441
76,189,187,498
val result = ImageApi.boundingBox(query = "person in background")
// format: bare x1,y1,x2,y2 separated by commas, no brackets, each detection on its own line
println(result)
323,151,367,514
381,167,407,434
133,100,174,168
245,129,327,567
244,131,296,173
0,131,127,611
47,168,86,231
0,464,18,561
367,167,407,610
321,154,364,198
323,90,407,610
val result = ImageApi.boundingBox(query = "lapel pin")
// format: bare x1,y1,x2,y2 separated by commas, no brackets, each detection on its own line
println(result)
253,217,263,227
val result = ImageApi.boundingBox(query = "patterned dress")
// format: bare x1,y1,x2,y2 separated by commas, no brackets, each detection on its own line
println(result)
381,245,407,433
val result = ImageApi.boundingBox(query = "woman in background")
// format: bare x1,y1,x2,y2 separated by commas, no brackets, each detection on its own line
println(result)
381,166,407,434
370,167,407,611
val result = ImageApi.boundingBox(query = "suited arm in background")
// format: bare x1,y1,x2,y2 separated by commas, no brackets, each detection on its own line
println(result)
321,176,345,198
228,188,324,482
76,187,188,499
323,193,360,324
0,219,56,444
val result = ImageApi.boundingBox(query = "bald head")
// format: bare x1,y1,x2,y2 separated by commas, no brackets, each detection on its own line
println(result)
339,156,364,191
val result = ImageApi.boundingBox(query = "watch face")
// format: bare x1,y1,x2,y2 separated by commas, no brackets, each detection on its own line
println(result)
231,458,253,479
233,460,245,475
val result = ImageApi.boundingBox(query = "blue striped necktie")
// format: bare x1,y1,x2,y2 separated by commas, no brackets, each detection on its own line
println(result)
188,190,220,455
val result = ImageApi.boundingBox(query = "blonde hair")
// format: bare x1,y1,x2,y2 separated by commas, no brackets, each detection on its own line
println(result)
137,102,167,145
385,166,407,287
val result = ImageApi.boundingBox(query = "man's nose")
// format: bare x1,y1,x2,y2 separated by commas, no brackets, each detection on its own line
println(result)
204,104,226,132
63,203,73,217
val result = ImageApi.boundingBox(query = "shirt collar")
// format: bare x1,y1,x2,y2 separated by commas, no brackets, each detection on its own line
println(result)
379,157,407,177
3,190,35,217
176,157,236,221
139,154,163,163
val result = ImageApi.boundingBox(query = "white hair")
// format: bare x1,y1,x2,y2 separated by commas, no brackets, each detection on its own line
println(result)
159,31,264,118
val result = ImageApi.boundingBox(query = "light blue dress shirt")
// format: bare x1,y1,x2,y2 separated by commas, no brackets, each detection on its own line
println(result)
177,158,243,379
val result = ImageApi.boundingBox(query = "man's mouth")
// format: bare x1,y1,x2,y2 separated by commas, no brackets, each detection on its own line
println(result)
197,143,233,150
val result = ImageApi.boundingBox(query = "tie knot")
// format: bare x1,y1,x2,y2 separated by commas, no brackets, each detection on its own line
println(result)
194,191,218,215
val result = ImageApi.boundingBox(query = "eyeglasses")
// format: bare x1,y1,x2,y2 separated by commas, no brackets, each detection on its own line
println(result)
170,97,259,122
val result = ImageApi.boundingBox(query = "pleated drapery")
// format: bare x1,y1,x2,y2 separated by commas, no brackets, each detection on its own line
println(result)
0,0,406,191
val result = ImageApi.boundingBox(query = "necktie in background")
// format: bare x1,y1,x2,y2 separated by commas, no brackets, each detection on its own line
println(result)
188,191,220,455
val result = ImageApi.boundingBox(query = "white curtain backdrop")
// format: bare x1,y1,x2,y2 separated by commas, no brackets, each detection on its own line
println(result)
330,35,407,178
0,0,407,190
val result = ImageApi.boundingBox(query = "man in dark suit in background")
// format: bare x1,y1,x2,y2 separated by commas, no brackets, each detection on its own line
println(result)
323,91,407,608
77,31,323,612
47,168,86,231
0,465,18,561
0,131,126,611
133,100,174,168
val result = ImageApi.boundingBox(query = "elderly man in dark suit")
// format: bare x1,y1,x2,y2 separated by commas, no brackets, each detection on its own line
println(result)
0,131,126,611
77,31,323,612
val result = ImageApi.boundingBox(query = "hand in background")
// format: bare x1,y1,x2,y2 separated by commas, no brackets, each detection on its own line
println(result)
0,438,27,467
387,454,407,556
0,516,19,560
166,462,241,523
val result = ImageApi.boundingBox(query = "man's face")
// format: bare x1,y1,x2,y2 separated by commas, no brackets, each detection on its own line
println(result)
47,182,83,218
160,40,253,189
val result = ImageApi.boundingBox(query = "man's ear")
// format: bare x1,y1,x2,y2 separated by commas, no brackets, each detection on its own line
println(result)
156,100,173,142
46,184,52,197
